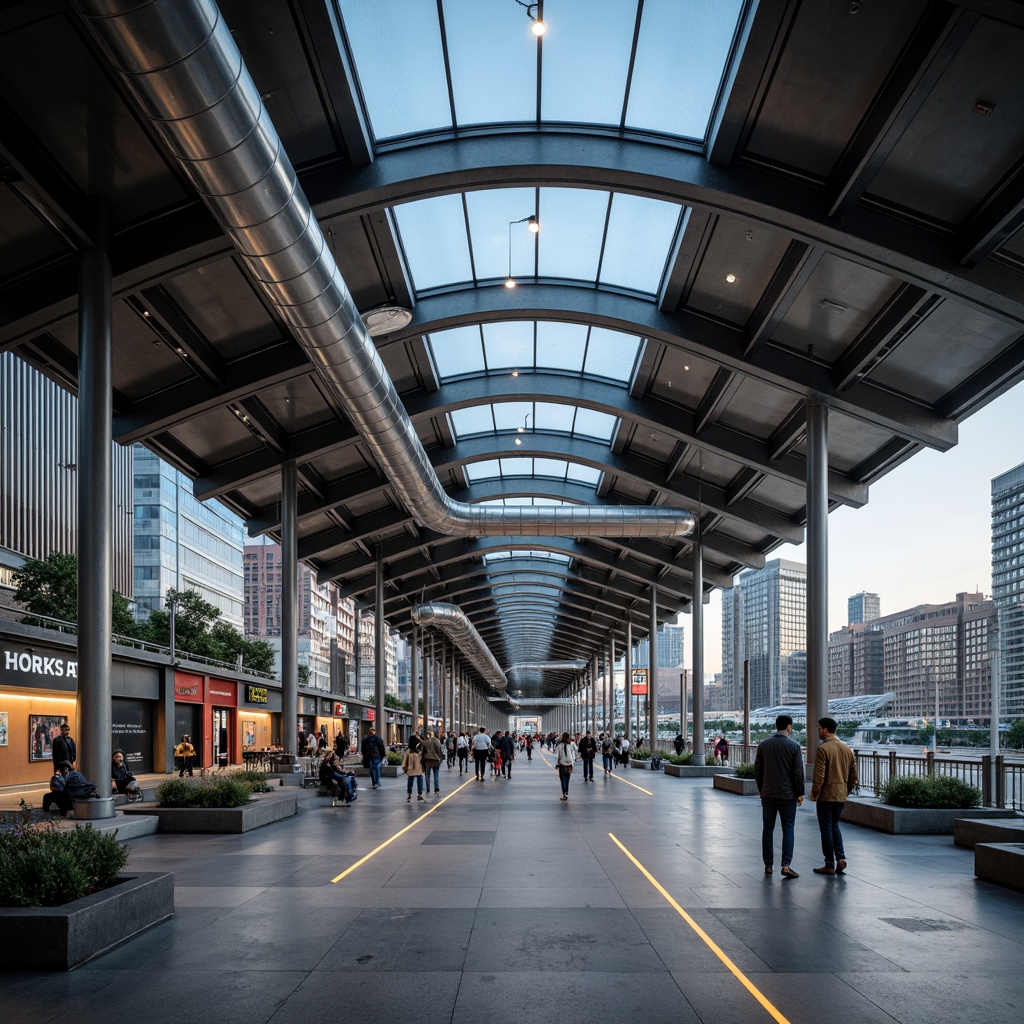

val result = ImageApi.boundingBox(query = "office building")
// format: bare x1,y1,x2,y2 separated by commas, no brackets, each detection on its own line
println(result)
133,445,244,629
992,463,1024,719
633,622,684,670
721,559,807,710
848,591,881,626
1,352,133,599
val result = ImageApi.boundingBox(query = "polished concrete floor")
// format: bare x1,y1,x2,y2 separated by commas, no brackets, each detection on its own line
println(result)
2,752,1023,1024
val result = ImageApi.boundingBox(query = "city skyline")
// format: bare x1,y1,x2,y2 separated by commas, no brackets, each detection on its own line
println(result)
693,383,1024,682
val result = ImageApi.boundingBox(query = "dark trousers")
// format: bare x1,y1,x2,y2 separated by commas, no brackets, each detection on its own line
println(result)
815,800,846,863
582,756,594,780
502,756,512,779
44,792,72,814
473,749,488,778
558,764,573,796
761,797,798,868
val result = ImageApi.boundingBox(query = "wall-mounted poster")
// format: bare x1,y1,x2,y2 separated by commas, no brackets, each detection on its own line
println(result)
28,714,66,762
242,721,256,747
0,711,8,746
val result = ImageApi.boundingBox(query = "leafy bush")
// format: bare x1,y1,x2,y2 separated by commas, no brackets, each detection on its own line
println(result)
733,762,756,779
632,748,651,760
386,751,403,766
156,777,252,808
233,771,272,793
0,824,129,907
666,753,692,765
878,775,981,809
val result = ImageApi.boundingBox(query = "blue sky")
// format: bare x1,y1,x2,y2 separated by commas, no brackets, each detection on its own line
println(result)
695,384,1024,679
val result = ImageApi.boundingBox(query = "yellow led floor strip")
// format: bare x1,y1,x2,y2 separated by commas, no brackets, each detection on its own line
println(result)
608,832,794,1024
330,776,474,884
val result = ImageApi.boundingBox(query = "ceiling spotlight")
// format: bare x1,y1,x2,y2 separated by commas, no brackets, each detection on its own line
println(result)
725,273,737,283
511,369,519,377
514,437,523,446
505,277,517,289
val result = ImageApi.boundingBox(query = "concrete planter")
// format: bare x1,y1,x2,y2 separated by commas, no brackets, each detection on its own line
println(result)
630,758,652,769
353,764,402,778
122,790,297,833
842,795,1013,834
664,764,733,778
0,872,174,971
974,843,1024,893
713,774,759,795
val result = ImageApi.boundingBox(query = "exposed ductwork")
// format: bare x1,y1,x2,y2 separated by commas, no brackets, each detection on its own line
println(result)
506,661,587,675
75,0,694,541
411,601,507,693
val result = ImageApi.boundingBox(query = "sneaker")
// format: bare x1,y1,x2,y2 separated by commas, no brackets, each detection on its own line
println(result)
331,798,338,807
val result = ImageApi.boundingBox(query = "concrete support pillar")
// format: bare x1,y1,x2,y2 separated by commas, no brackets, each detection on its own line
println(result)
374,543,385,739
281,461,298,755
625,622,632,742
649,586,658,747
608,636,615,734
692,523,705,763
806,399,829,771
410,626,419,747
591,656,598,733
77,197,113,809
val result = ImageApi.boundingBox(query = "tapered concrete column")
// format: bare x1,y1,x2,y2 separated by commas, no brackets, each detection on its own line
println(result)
806,399,829,771
410,626,419,746
281,461,298,754
353,607,361,699
77,197,113,809
591,656,598,732
607,636,615,733
692,523,705,763
648,586,658,747
624,623,632,741
423,636,432,735
374,543,385,737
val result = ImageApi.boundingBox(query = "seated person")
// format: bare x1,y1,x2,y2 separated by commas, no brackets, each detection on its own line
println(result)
110,749,143,801
43,761,99,814
318,751,357,806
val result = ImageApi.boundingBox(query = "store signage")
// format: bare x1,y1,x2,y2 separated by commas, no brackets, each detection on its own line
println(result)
246,685,269,705
206,679,237,707
334,702,348,717
366,707,375,721
3,647,77,679
631,669,648,695
174,674,203,702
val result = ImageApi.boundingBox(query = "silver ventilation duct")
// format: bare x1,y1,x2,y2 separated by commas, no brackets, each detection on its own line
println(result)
76,0,694,541
411,602,512,701
506,661,587,675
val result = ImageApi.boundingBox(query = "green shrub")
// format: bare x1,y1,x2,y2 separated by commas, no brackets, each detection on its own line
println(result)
878,775,981,809
233,771,272,793
0,824,129,908
156,777,252,808
632,748,651,760
386,751,403,766
666,753,692,765
733,762,756,779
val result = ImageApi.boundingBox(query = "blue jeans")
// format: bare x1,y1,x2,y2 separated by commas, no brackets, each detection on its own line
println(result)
407,774,424,796
425,764,440,791
558,765,572,796
602,753,613,772
330,771,354,801
369,757,382,787
761,797,798,868
815,801,846,863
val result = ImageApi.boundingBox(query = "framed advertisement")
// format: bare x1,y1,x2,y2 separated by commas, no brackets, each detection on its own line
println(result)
0,710,8,746
29,714,66,762
243,720,256,747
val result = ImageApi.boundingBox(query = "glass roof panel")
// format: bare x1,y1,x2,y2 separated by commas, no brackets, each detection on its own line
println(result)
533,403,575,433
567,463,601,485
537,187,607,281
541,0,635,125
492,402,533,432
626,0,744,139
429,325,485,378
534,457,570,479
444,0,535,127
584,327,642,381
536,321,587,371
466,188,538,283
571,408,616,441
338,0,450,139
465,458,503,483
450,406,494,436
394,194,471,290
482,322,534,371
484,549,572,564
600,193,682,293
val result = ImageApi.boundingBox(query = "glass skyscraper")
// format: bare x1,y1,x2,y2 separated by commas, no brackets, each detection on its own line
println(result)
992,463,1024,718
848,591,880,626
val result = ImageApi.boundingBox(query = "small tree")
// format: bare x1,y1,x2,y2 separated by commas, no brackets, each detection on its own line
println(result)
1008,719,1024,750
12,552,78,623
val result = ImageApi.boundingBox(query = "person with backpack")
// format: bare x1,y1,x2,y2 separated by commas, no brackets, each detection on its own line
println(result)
555,732,579,801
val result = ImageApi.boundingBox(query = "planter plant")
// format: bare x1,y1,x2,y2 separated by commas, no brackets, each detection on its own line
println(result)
733,762,756,779
878,775,980,809
156,776,253,808
386,751,404,766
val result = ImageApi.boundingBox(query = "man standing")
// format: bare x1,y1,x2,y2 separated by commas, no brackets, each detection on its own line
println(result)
361,727,386,789
578,730,597,782
809,717,858,875
471,726,491,781
421,730,444,795
754,714,805,879
52,721,76,768
498,730,516,779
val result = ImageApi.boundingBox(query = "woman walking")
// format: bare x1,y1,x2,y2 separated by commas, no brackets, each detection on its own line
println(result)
403,732,425,802
555,731,579,801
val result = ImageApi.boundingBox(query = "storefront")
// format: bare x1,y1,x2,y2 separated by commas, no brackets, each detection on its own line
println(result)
173,672,205,768
207,678,236,767
237,682,278,752
297,695,318,748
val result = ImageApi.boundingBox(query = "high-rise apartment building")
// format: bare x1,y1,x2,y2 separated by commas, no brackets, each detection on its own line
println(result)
992,463,1024,719
133,445,244,629
633,623,685,669
1,353,133,599
848,591,880,626
828,592,996,721
721,559,807,709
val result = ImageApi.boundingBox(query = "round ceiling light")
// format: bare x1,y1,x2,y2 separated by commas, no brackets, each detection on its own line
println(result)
359,304,413,337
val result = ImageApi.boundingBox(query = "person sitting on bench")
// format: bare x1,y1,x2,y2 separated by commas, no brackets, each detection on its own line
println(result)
111,749,143,801
318,751,357,806
43,761,99,814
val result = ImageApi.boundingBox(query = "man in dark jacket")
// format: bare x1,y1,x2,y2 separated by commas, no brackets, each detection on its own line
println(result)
360,727,387,789
577,730,598,781
754,714,805,879
51,721,76,768
498,730,516,779
43,761,99,814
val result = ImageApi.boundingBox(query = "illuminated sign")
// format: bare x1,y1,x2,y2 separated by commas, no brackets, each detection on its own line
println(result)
334,702,348,716
247,686,269,704
631,669,648,695
3,648,77,679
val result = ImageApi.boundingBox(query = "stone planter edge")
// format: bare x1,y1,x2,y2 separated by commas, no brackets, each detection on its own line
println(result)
122,790,297,833
842,795,1013,835
0,872,174,971
664,764,733,778
713,774,759,794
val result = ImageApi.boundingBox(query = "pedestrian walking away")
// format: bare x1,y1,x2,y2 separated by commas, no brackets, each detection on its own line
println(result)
754,714,805,878
361,727,387,789
809,717,858,875
402,740,425,802
555,731,579,801
471,726,491,780
421,730,444,795
457,732,469,775
498,730,516,779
